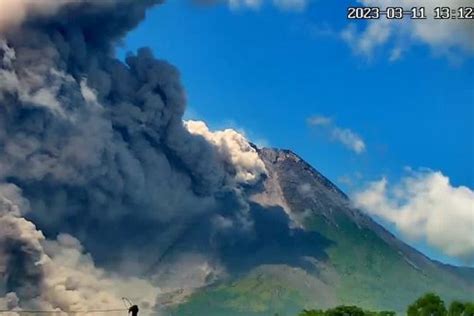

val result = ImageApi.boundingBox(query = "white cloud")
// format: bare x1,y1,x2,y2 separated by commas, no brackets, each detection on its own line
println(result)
389,47,403,62
273,0,307,12
228,0,262,10
307,115,332,126
342,21,391,57
338,172,363,187
307,115,366,154
343,0,474,59
226,0,308,11
353,170,474,263
331,127,366,154
220,0,472,58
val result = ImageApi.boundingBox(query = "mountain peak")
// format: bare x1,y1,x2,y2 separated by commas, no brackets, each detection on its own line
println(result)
256,147,350,223
173,146,474,315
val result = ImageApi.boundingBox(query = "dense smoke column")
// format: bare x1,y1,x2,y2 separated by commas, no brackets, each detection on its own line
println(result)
0,0,226,259
0,217,43,304
0,0,267,311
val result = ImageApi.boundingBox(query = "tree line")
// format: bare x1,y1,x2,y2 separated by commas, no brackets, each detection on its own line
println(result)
297,293,474,316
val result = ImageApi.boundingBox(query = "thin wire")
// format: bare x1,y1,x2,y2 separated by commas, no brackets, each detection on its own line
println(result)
121,297,133,309
0,308,126,314
0,298,135,314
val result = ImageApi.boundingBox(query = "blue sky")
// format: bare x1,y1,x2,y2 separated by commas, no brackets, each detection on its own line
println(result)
118,1,474,266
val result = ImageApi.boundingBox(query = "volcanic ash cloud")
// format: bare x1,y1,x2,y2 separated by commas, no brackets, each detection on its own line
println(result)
0,0,267,312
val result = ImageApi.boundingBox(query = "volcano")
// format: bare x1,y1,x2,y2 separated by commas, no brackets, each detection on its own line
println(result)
0,2,472,315
170,148,474,315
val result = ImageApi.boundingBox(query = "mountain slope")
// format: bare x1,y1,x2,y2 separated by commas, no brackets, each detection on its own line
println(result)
170,148,473,315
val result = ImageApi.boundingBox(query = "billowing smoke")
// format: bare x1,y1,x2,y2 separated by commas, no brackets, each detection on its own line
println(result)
0,0,267,313
0,188,159,313
0,1,154,35
185,120,267,185
0,0,76,32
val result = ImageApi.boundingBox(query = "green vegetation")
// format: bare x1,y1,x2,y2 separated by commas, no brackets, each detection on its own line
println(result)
407,293,447,316
298,293,474,316
298,305,394,316
447,301,474,316
305,213,473,311
173,205,473,316
172,270,308,316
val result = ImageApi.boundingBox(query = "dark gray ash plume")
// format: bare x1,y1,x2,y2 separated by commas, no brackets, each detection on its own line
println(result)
0,0,267,313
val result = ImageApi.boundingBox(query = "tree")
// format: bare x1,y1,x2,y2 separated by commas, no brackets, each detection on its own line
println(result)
299,310,324,316
407,293,447,316
462,303,474,316
325,305,366,316
449,301,465,316
298,309,325,316
297,306,396,316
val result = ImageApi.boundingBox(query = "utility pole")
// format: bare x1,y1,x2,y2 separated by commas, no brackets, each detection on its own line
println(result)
128,305,139,316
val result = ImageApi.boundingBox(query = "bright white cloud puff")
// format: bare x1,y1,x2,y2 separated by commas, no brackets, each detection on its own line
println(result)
354,170,474,263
